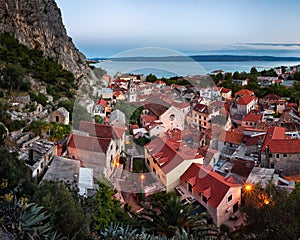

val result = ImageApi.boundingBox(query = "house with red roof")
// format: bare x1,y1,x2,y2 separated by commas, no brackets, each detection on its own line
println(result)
143,101,186,131
94,98,107,117
67,134,116,179
190,103,220,132
219,87,232,100
78,121,125,153
144,137,204,192
236,95,257,115
176,163,242,226
66,121,126,179
261,126,300,175
235,89,254,97
241,110,264,129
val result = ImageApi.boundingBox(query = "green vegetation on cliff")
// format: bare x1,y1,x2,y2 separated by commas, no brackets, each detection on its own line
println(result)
0,32,77,99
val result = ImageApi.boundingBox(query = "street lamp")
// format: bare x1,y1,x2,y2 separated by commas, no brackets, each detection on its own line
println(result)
244,183,253,193
140,173,145,193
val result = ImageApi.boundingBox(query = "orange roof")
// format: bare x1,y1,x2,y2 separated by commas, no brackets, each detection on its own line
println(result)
79,121,125,140
220,87,232,94
219,131,244,145
261,126,286,152
263,139,300,153
259,126,300,154
242,112,263,122
237,95,256,105
68,134,112,159
181,163,241,208
231,159,255,178
96,98,107,106
140,115,158,123
235,89,254,96
145,137,203,174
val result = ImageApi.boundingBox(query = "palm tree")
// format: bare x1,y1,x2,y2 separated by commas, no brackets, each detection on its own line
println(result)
137,192,218,238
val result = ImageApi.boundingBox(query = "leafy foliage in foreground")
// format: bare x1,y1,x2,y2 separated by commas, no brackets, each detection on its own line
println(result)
137,192,218,238
242,182,300,239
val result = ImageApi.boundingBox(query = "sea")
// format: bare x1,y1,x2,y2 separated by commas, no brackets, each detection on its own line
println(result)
93,48,300,80
95,60,300,79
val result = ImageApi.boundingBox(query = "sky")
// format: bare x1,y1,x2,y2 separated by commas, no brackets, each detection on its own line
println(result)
55,0,300,58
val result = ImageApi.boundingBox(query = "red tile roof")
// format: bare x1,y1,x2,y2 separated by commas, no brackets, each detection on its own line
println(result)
263,139,300,153
261,126,286,151
181,163,241,208
231,159,255,178
241,112,263,122
220,87,232,94
144,103,169,117
140,115,158,124
79,121,125,140
68,134,112,159
219,131,244,145
237,95,256,106
145,137,203,174
260,126,300,153
193,103,208,113
235,89,254,96
96,98,107,106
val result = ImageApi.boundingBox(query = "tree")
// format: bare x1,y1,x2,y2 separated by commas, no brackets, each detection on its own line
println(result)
138,192,218,238
250,67,258,76
0,147,32,195
91,181,130,232
25,120,51,137
145,73,157,83
33,181,89,239
241,182,300,239
2,64,25,90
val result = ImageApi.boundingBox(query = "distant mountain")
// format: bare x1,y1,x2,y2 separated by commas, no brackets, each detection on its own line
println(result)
90,55,300,62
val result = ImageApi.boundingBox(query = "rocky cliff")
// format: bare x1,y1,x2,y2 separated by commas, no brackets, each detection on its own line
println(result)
0,0,97,83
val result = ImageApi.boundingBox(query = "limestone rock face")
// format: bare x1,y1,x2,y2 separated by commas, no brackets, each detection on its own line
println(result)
0,0,97,83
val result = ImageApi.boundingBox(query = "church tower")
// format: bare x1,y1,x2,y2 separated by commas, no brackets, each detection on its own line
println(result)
128,79,137,102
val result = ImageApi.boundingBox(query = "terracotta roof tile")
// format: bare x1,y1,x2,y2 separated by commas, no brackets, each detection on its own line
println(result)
231,159,255,178
181,163,241,208
237,95,256,105
79,121,125,140
242,112,263,122
68,134,112,159
235,89,254,96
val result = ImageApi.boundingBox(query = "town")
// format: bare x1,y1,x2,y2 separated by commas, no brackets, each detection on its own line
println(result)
2,53,300,238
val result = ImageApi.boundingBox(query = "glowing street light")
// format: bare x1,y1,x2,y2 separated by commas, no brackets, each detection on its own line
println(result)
140,173,145,193
244,183,253,192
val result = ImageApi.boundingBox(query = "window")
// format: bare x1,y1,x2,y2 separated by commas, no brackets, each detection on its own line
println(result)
147,159,150,165
202,195,207,203
55,115,59,122
283,154,287,157
228,195,232,202
188,183,192,192
233,202,239,213
276,154,279,158
153,168,156,174
269,153,272,158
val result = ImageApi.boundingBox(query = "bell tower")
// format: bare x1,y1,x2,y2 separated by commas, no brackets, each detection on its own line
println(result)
128,79,137,102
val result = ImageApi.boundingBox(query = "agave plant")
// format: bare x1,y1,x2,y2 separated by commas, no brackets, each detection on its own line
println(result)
0,194,57,240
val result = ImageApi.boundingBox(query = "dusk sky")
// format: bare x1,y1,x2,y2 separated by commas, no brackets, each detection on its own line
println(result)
55,0,300,58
